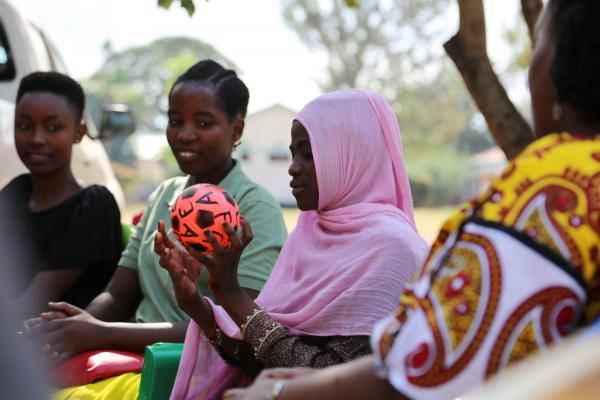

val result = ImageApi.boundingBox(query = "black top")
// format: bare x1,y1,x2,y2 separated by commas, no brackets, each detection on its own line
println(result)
0,174,123,309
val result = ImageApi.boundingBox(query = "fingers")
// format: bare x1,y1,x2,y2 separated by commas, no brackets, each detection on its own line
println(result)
23,317,44,330
158,220,176,249
154,230,165,256
256,368,298,380
204,229,226,255
40,311,68,321
26,317,65,336
223,222,243,248
47,302,83,317
239,216,254,246
52,350,74,365
187,246,212,267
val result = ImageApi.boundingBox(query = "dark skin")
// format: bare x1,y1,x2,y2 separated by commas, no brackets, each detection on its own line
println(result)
25,82,258,363
288,121,318,211
153,119,320,353
528,4,600,138
13,92,87,318
225,4,600,400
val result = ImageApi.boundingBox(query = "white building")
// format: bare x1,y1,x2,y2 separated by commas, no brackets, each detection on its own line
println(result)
236,104,297,206
465,146,507,200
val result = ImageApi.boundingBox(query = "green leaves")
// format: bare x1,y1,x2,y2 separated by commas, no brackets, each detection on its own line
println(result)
344,0,360,7
158,0,196,17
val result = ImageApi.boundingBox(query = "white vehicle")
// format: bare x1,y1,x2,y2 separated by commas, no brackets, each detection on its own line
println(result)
0,0,131,209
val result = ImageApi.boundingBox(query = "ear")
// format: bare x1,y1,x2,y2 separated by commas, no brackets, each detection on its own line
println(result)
232,116,244,144
74,123,87,144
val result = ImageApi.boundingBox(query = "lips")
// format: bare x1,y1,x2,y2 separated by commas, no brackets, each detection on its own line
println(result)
26,152,51,164
176,150,200,162
290,181,306,196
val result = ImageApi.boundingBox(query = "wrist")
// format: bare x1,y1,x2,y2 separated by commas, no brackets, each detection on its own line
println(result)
98,321,114,348
179,292,204,314
214,286,246,308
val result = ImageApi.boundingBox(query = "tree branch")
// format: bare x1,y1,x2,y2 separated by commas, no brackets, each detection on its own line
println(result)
521,0,543,43
444,0,534,159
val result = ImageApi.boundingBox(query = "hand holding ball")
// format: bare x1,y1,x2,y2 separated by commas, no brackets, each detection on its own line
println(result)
170,184,240,254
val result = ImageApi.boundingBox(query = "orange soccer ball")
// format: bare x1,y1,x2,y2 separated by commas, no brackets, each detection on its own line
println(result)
170,183,240,254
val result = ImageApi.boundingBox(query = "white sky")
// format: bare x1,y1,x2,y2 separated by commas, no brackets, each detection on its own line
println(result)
16,0,522,114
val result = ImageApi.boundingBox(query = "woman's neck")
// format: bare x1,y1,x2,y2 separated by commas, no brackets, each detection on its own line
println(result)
192,158,234,185
557,107,600,137
29,168,82,212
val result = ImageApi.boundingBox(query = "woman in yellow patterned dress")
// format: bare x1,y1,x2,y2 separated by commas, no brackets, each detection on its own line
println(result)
224,0,600,399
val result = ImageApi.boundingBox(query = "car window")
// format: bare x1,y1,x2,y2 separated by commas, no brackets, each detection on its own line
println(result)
0,20,16,81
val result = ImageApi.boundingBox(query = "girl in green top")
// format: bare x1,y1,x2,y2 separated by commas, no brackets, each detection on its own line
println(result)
26,60,286,370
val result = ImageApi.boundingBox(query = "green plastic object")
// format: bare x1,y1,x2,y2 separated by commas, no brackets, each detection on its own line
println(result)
121,222,133,248
138,342,184,400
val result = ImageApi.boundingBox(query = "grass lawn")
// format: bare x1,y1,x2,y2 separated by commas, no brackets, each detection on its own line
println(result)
283,207,454,244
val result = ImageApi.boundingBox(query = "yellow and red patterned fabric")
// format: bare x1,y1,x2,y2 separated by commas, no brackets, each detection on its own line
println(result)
372,133,600,400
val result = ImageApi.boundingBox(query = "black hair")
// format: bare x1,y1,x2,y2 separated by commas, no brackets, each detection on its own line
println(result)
549,0,600,125
16,71,85,123
170,59,250,121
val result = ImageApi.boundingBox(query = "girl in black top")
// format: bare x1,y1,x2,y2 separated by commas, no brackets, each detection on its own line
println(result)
0,72,122,319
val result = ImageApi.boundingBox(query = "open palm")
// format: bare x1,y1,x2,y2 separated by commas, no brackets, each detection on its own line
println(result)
154,221,203,308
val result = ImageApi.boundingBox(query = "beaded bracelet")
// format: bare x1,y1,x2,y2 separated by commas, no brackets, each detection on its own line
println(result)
240,308,266,337
201,326,222,346
255,322,283,358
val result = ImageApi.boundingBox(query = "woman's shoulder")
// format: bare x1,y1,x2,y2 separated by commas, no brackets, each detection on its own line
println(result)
369,214,429,253
232,173,281,212
0,174,32,197
71,184,120,218
150,176,188,200
79,184,118,205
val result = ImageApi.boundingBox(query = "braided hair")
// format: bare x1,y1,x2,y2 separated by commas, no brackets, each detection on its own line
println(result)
548,0,600,125
170,60,249,122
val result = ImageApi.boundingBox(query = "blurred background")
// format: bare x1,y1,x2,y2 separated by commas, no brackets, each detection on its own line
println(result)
14,0,535,242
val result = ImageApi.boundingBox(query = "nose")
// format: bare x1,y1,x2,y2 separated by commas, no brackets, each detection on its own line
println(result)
29,127,47,146
288,157,301,177
177,124,197,142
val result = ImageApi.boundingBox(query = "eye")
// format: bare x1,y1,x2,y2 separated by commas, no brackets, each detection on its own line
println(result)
196,120,212,129
303,151,313,161
47,124,62,132
168,118,181,128
15,122,32,131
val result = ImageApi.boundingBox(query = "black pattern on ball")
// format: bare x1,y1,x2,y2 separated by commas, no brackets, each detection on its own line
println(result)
197,209,215,228
223,191,236,206
189,243,208,253
171,215,180,231
181,187,198,199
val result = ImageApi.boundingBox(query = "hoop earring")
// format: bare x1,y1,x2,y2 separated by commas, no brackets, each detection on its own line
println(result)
552,103,563,121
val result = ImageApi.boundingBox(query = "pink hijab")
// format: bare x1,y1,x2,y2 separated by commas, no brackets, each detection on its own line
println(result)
170,90,429,399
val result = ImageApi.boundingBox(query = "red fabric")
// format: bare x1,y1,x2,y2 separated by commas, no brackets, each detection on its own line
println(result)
131,211,143,226
51,350,143,388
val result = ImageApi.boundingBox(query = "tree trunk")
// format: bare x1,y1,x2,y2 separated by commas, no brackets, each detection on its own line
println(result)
444,0,534,159
521,0,543,43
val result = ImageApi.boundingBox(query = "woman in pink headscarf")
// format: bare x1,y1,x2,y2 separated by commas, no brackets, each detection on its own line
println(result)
154,89,429,399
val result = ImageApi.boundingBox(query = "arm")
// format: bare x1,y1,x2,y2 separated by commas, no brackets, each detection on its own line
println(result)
214,310,370,375
224,356,408,400
154,219,262,333
26,266,181,361
15,267,84,318
85,266,143,321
